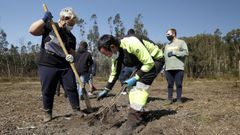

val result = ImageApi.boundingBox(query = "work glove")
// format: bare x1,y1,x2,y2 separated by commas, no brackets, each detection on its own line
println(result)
65,54,74,63
97,87,110,100
42,11,53,23
168,51,175,57
124,77,137,87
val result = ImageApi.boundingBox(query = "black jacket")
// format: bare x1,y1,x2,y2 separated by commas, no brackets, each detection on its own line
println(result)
75,47,93,75
37,23,76,68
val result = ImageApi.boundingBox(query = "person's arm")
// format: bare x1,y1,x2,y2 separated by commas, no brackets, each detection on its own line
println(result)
174,41,189,57
29,11,53,36
29,19,45,36
124,37,155,80
105,59,122,90
92,60,97,76
97,58,122,100
65,41,77,63
87,53,94,73
88,54,93,66
69,48,76,56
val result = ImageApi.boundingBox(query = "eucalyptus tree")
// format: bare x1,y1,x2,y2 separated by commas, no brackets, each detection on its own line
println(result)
134,14,148,37
107,16,113,35
76,18,86,41
113,13,125,38
224,29,240,77
87,14,100,54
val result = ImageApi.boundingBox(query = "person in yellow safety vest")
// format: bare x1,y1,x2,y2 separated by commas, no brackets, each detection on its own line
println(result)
97,34,164,134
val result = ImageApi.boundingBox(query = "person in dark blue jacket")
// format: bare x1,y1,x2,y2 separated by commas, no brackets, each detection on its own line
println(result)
75,41,94,98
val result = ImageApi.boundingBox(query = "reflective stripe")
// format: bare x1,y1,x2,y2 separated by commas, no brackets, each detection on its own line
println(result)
134,74,140,80
108,75,115,82
129,87,149,111
130,103,144,111
108,59,118,82
141,63,154,72
135,82,150,90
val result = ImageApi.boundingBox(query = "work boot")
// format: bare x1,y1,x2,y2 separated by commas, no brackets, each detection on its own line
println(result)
72,107,86,117
122,108,142,135
43,110,52,123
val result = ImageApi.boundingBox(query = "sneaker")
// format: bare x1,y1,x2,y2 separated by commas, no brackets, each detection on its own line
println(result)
88,92,93,96
88,92,97,99
121,86,129,95
164,99,173,105
121,91,127,95
176,99,183,104
43,110,52,123
72,108,87,117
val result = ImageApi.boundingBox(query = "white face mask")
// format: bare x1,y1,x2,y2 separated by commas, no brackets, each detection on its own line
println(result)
111,51,119,60
65,24,73,31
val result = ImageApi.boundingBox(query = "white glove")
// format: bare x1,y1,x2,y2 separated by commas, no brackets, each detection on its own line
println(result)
65,54,74,63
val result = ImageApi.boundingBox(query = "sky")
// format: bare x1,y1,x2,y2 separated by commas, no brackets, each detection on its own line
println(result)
0,0,239,46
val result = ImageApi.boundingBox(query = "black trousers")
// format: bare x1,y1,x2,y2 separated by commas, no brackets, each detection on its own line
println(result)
165,70,184,100
139,58,165,85
38,65,80,111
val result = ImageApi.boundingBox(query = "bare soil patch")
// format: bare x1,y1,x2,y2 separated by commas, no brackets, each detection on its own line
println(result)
0,78,239,135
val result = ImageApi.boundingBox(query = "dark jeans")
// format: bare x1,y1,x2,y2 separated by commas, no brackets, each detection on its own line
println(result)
165,70,184,100
119,67,136,84
38,65,79,111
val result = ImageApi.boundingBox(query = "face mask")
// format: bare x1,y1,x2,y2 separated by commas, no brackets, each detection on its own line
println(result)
65,24,73,31
167,35,174,41
111,51,119,60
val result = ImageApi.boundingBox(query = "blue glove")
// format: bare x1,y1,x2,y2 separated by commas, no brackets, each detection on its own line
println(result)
124,77,137,87
42,11,53,23
168,51,174,57
97,88,110,100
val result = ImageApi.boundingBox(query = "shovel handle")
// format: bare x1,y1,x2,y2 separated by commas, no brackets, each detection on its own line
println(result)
43,4,48,12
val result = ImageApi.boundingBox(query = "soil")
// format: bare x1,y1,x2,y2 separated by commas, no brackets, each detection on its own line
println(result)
0,77,240,135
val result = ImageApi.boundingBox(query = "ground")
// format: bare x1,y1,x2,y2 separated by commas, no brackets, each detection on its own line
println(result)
0,77,240,135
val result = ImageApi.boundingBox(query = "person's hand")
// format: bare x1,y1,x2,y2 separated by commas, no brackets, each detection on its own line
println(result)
42,11,53,23
65,54,74,63
97,88,110,100
124,77,137,87
168,51,175,57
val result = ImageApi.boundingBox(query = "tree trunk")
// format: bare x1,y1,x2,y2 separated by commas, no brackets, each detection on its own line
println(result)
6,60,11,79
239,60,240,79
